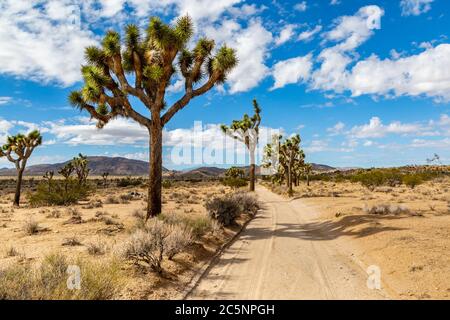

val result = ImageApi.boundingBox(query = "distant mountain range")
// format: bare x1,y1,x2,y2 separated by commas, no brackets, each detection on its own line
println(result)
0,156,336,177
0,156,168,176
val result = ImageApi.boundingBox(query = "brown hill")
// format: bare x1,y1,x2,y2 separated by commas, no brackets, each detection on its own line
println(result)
0,156,168,176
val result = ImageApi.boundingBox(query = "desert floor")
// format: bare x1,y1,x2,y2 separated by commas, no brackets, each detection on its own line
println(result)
0,180,248,299
260,178,450,299
1,178,450,299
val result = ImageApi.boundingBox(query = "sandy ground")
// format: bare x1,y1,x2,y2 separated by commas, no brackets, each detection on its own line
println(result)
190,178,450,300
188,186,388,299
294,180,450,299
0,181,244,299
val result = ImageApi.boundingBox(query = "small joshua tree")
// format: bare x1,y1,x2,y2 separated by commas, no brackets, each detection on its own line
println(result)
0,130,42,206
72,153,90,186
221,99,261,192
102,172,109,188
58,162,74,193
69,16,237,219
43,171,54,192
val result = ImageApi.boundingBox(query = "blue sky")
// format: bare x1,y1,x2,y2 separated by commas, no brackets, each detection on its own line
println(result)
0,0,449,170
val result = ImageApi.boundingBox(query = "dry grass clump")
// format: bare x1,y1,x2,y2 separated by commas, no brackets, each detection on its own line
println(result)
5,246,18,257
64,208,83,224
363,203,412,215
23,218,42,235
120,219,192,273
62,236,82,246
47,209,62,218
0,253,123,299
105,195,120,204
86,239,107,256
159,212,212,238
82,199,103,209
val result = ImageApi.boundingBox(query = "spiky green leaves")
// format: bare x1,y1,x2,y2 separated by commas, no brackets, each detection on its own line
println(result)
0,130,42,159
143,65,163,81
125,24,140,49
68,91,84,108
102,30,121,57
194,38,215,60
147,15,193,52
85,46,107,67
174,15,193,45
212,46,238,74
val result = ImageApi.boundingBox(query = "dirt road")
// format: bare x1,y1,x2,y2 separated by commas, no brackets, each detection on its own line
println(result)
187,186,389,299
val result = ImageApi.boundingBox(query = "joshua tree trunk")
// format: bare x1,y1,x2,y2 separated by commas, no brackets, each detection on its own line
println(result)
14,167,24,207
249,147,256,192
148,123,163,219
249,164,255,192
306,174,310,186
287,165,293,196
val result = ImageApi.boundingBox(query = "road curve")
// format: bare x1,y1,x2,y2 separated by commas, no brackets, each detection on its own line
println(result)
187,186,389,300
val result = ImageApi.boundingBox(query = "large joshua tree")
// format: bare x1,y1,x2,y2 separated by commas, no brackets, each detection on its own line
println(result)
0,130,42,206
69,16,237,218
221,99,261,192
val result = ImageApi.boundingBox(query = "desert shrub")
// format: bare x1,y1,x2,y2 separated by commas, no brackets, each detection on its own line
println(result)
205,195,240,226
86,239,107,255
82,199,103,209
0,253,123,299
165,225,193,260
29,180,91,206
162,180,172,189
47,209,62,218
64,208,83,224
5,246,18,257
221,177,248,189
62,236,82,246
23,218,41,235
231,192,260,216
121,219,170,273
364,204,411,215
132,209,146,220
351,170,402,189
105,195,120,204
117,177,143,188
402,174,423,189
159,212,213,238
119,194,133,203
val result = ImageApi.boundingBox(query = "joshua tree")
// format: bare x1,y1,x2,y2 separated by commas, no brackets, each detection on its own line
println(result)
102,172,109,187
263,134,304,196
303,163,312,186
225,166,245,179
43,171,54,192
221,99,261,192
58,162,74,194
72,153,90,186
279,134,302,196
0,130,42,206
69,16,237,219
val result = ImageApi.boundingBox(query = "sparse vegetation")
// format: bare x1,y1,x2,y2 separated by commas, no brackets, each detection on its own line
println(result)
0,253,123,299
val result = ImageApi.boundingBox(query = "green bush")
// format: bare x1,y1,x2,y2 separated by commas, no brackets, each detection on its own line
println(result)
162,180,172,189
221,177,248,188
116,177,143,187
205,195,240,226
402,174,423,189
28,180,91,206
